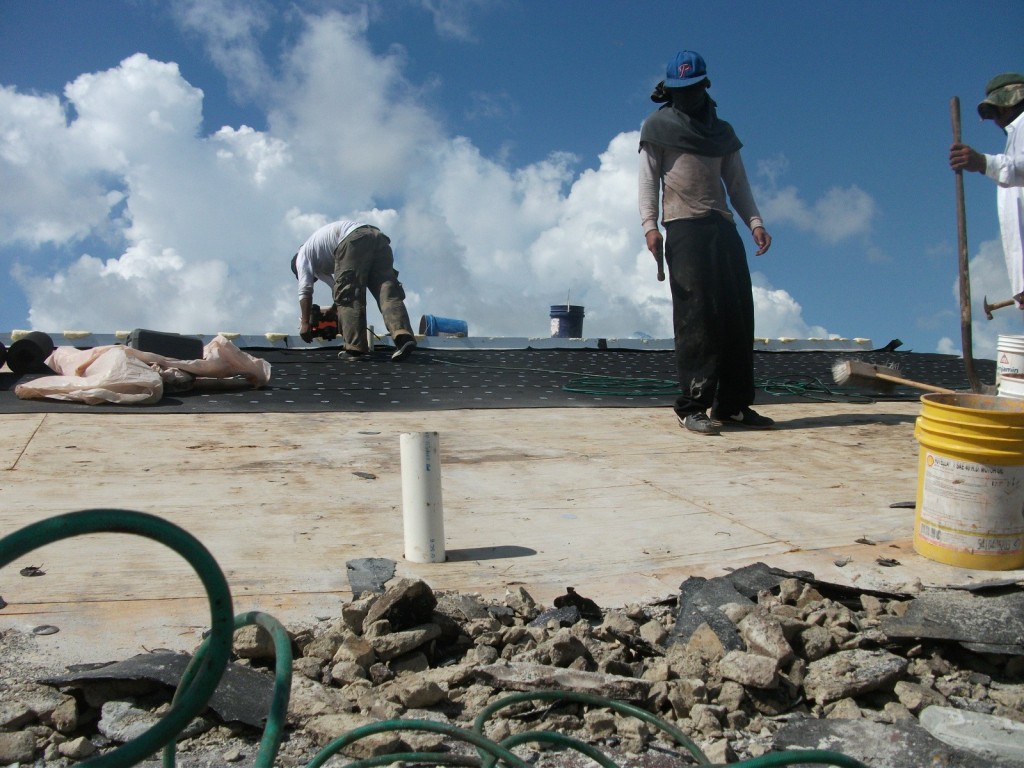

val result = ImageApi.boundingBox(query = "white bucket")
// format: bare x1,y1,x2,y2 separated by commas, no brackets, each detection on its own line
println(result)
998,373,1024,401
996,334,1024,384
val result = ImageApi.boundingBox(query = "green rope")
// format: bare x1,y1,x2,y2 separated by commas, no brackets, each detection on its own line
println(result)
0,509,234,768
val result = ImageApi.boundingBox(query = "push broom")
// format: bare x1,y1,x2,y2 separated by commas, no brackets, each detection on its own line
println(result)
831,359,953,395
833,97,984,398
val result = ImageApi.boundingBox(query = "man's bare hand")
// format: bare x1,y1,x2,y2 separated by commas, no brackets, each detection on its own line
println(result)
753,226,772,256
645,229,666,281
949,142,986,173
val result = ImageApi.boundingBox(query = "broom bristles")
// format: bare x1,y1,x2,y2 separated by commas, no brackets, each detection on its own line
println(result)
831,359,900,392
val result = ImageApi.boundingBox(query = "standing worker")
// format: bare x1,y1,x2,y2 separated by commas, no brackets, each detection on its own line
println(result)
291,220,417,360
639,50,774,435
949,73,1024,307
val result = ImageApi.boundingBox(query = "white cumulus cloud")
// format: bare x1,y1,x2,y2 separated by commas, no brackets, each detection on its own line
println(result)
4,6,833,343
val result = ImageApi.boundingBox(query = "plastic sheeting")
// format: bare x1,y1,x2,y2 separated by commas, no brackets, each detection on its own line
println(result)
14,335,271,405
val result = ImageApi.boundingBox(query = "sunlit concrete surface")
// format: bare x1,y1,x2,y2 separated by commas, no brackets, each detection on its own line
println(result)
1,402,1021,664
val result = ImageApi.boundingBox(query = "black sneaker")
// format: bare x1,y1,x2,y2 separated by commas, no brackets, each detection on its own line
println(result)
677,411,721,435
338,350,366,362
711,407,775,429
391,336,416,361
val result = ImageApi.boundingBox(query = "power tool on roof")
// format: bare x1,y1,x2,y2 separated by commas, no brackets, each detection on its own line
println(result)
309,304,339,340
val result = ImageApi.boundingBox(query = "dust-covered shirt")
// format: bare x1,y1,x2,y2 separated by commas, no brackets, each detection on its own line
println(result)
295,220,363,299
638,144,763,235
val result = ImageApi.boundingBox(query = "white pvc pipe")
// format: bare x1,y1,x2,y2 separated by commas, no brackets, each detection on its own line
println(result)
400,431,446,563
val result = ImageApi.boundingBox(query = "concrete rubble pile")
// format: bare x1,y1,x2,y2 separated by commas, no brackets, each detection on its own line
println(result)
1,566,1023,767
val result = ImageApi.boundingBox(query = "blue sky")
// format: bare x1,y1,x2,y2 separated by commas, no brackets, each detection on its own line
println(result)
1,0,1022,358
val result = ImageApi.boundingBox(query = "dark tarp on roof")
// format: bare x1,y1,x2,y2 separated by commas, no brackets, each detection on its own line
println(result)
0,344,997,413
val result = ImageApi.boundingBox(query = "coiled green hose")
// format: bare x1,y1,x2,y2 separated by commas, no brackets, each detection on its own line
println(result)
163,610,293,768
0,510,871,768
0,509,234,768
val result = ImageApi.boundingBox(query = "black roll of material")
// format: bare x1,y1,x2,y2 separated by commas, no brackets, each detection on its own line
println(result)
7,331,55,374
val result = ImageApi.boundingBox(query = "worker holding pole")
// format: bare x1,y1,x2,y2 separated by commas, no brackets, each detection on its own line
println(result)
949,73,1024,308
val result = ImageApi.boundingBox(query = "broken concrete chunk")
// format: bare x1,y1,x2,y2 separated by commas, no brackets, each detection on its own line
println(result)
797,624,836,661
802,648,908,704
233,624,276,660
738,607,794,663
286,675,357,722
332,634,376,668
774,716,992,767
919,705,1024,766
893,680,948,714
303,712,405,758
718,650,780,689
473,661,650,701
434,591,492,622
98,700,211,743
0,731,36,765
364,578,437,631
504,586,538,618
58,736,96,760
367,623,442,661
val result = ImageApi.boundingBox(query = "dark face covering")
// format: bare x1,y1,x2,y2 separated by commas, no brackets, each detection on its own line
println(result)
669,85,710,117
639,82,742,158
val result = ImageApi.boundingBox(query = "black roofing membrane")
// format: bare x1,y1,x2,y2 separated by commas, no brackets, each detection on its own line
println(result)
0,345,997,414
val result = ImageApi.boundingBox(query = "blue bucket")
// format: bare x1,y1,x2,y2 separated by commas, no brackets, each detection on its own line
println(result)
419,314,468,337
550,305,585,338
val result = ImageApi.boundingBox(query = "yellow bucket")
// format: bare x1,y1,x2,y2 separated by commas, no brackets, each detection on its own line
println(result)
913,393,1024,569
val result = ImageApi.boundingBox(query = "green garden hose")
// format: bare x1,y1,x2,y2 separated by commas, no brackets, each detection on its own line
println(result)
307,719,529,768
0,509,872,768
163,610,293,768
0,509,234,768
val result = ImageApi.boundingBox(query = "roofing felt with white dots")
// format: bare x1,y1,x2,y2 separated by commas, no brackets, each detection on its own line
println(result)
0,343,997,413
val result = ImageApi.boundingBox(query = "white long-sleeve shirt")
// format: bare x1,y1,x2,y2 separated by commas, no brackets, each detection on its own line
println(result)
639,143,764,235
984,111,1024,299
295,220,363,299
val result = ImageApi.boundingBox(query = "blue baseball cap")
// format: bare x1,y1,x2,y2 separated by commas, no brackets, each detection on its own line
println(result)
664,50,708,88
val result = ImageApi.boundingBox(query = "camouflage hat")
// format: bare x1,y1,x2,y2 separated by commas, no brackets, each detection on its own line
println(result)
978,72,1024,119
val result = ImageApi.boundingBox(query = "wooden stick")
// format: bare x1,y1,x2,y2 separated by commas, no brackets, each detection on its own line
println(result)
952,97,982,392
870,370,954,394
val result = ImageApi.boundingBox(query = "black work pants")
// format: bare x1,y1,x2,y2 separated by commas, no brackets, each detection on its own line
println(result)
664,214,755,417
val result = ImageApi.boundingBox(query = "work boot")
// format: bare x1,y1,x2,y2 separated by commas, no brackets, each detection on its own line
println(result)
391,335,416,361
677,411,720,435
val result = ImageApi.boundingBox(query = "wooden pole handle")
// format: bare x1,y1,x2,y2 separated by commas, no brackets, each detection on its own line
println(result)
951,96,981,392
